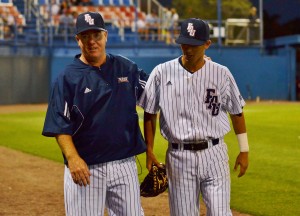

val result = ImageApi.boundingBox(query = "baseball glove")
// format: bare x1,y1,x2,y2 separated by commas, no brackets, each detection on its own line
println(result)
140,164,168,197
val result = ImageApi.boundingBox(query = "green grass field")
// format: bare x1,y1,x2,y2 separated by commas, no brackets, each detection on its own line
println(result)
0,102,299,216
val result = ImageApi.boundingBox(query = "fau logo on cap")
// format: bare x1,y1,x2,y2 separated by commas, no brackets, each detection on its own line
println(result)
187,23,196,37
84,14,94,25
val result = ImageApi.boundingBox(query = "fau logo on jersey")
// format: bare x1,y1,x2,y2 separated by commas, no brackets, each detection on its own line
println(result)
117,77,129,83
204,88,221,116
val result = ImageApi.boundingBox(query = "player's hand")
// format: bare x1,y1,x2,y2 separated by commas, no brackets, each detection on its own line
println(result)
234,152,248,177
146,149,161,171
67,155,91,186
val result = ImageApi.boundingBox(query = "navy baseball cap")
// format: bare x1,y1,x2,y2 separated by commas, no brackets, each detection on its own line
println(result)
175,18,210,46
75,12,106,35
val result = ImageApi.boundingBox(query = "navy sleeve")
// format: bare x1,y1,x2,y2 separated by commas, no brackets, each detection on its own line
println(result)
114,54,149,101
42,74,74,137
136,67,149,100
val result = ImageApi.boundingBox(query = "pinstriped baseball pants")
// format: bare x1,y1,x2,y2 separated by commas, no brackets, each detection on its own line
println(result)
64,156,144,216
166,142,232,216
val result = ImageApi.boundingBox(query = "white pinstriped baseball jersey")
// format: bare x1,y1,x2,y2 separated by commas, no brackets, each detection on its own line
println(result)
138,57,245,143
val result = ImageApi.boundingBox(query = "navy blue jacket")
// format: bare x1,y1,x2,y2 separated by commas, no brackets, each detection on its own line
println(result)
42,54,148,165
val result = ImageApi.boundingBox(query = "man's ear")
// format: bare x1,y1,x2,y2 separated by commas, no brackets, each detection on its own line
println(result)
205,40,211,49
104,31,108,42
75,35,79,43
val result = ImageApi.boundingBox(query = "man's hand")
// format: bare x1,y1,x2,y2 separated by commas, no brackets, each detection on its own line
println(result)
55,134,91,186
234,152,249,177
146,149,161,171
67,155,91,186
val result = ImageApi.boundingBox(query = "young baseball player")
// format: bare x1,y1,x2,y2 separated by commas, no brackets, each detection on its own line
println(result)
42,12,148,216
138,18,249,216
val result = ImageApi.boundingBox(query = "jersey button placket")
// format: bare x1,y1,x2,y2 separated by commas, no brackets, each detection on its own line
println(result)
189,77,196,140
187,77,193,108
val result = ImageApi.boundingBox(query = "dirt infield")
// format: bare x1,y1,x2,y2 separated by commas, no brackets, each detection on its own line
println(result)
0,146,252,216
0,104,49,114
0,104,252,216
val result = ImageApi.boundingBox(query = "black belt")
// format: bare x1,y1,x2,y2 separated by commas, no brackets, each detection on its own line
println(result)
171,138,219,151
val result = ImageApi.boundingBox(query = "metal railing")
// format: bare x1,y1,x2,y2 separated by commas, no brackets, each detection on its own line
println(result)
0,1,262,48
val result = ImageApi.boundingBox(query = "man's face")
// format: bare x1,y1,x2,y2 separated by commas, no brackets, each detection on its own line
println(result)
76,30,107,63
180,40,211,63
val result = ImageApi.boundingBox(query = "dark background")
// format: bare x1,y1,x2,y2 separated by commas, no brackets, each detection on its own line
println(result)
251,0,300,24
251,0,300,38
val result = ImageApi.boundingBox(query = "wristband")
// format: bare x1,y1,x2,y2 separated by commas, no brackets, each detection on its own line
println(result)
237,133,249,152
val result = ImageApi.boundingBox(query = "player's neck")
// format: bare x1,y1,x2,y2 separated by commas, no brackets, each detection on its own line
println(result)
181,56,205,73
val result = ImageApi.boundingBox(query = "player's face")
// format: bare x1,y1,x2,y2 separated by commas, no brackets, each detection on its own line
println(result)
76,30,107,64
180,40,211,63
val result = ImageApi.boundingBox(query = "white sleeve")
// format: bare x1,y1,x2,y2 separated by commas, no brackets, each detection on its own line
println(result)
137,66,161,114
224,69,246,114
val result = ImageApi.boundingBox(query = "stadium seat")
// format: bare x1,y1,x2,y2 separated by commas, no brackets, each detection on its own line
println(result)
102,0,111,5
103,12,113,21
38,0,47,5
75,5,88,13
87,6,97,12
8,5,19,16
129,5,135,12
97,5,105,12
112,0,120,5
119,5,127,12
122,0,132,6
92,0,99,5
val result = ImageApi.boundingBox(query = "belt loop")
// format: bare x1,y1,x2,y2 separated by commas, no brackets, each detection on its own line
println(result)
214,138,222,145
212,138,219,146
170,142,179,150
170,143,184,151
